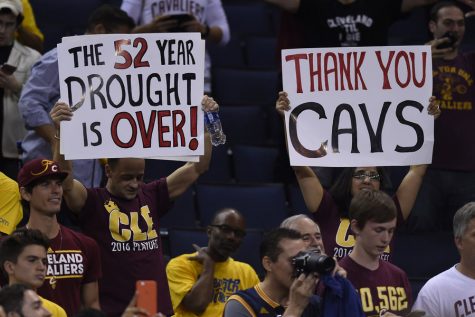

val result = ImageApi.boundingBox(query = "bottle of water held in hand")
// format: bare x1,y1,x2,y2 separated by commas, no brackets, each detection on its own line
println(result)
204,111,226,146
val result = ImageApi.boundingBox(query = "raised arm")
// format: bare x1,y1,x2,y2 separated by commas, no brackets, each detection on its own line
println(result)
264,0,300,13
166,96,215,200
50,102,88,214
396,97,441,219
276,91,324,213
179,245,215,314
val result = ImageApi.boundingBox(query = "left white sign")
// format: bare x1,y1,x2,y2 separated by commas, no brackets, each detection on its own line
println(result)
58,33,205,160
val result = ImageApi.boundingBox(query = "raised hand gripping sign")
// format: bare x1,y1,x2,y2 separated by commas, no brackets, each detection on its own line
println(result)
282,46,433,167
58,33,205,160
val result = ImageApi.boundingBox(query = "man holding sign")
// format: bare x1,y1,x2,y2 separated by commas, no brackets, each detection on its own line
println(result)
50,95,216,317
19,5,135,188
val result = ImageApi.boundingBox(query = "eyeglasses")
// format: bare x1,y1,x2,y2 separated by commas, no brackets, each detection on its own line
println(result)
209,224,246,238
352,171,381,182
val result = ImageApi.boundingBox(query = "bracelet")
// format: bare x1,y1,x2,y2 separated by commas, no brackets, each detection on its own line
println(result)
54,134,60,140
202,24,210,39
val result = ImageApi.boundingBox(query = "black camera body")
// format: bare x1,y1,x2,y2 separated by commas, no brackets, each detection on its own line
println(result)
436,31,458,49
292,251,336,276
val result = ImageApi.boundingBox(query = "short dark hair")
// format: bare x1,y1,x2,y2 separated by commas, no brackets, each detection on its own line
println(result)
260,228,302,263
0,284,31,315
329,167,390,216
210,208,242,225
349,189,396,229
0,228,50,274
430,1,463,22
86,5,135,33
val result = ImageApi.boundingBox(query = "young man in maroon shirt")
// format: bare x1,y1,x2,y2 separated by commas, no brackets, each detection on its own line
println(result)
339,189,412,317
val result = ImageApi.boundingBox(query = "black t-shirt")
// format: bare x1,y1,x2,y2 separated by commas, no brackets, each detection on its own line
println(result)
297,0,403,47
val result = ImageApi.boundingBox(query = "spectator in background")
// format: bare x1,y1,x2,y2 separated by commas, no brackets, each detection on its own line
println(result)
339,190,412,317
265,0,438,49
412,202,475,317
17,158,102,316
166,208,259,317
0,0,41,179
17,0,43,52
223,228,322,317
18,5,135,189
275,91,440,261
0,284,51,317
407,0,475,232
0,229,66,317
0,171,22,235
49,96,217,317
120,0,230,94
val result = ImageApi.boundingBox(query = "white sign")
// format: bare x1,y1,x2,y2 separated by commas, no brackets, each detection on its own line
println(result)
58,33,205,160
282,46,433,167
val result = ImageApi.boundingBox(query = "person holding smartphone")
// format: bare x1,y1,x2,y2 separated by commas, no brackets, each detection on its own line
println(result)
407,0,475,232
120,0,230,94
0,0,40,179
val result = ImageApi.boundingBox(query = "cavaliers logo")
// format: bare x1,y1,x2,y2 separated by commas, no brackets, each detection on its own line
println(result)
30,159,58,176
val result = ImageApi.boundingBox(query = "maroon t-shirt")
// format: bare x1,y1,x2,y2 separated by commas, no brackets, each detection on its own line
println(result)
37,225,101,316
432,52,475,171
313,190,403,261
79,179,172,317
339,256,412,317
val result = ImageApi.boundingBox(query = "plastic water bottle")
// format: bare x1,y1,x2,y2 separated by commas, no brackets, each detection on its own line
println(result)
204,111,226,146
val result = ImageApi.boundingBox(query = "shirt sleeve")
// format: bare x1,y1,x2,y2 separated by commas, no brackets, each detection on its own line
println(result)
19,0,44,41
19,49,60,129
0,174,23,235
223,296,254,317
165,254,199,311
205,0,230,45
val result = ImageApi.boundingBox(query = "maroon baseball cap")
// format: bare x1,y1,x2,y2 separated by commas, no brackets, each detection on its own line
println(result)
17,158,68,187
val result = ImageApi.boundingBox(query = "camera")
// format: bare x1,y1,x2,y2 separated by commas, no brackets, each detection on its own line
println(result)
292,251,336,276
436,31,458,49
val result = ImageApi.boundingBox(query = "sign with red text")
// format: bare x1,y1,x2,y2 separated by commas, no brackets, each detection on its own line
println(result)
282,46,433,167
58,33,205,160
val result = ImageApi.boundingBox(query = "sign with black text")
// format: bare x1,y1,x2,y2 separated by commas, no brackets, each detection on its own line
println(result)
58,33,205,159
282,46,433,166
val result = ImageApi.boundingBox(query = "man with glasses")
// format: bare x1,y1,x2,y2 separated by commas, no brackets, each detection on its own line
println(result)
166,208,259,317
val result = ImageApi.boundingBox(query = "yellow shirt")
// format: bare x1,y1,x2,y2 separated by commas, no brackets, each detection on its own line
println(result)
0,172,22,235
40,296,67,317
19,0,44,41
166,252,260,317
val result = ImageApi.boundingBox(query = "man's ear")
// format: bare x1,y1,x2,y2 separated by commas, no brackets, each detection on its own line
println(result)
105,164,112,179
3,260,15,275
91,23,107,34
19,187,31,202
429,20,437,35
350,219,360,235
262,256,272,272
454,236,463,251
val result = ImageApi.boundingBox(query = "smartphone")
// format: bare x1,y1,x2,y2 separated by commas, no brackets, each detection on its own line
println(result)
171,14,194,24
169,14,194,32
436,31,457,49
136,280,157,316
1,64,16,75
